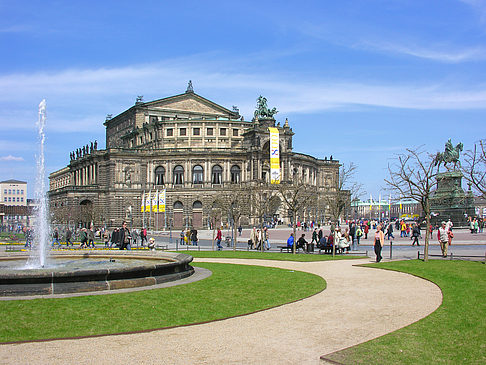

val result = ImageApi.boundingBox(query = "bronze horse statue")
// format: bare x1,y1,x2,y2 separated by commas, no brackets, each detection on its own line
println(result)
434,139,463,169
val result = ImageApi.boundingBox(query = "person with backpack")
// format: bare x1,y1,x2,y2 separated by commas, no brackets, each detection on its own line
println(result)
355,225,363,247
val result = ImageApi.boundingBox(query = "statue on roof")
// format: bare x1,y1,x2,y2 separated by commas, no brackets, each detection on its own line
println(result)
186,80,194,93
254,95,278,119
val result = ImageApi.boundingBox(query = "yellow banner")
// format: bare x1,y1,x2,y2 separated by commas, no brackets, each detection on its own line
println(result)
159,189,166,213
268,127,280,184
152,191,158,213
145,192,151,212
141,193,145,213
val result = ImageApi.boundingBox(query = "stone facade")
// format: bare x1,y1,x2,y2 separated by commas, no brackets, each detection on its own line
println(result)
48,89,341,229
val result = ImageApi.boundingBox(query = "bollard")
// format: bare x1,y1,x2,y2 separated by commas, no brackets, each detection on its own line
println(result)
389,240,393,260
417,250,420,260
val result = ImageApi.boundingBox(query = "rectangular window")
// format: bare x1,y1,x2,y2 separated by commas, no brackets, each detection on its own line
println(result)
21,190,24,194
8,197,11,202
3,197,6,202
193,127,200,136
207,128,213,136
17,190,19,194
233,129,239,137
220,128,226,136
8,189,11,194
166,128,173,137
17,197,20,202
21,197,24,202
179,128,186,136
3,189,6,194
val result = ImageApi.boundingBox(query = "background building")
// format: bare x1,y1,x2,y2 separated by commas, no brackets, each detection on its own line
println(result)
48,86,344,229
0,179,28,228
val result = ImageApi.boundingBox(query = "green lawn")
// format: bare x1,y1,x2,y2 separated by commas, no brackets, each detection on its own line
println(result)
0,262,325,343
325,260,486,364
174,250,366,261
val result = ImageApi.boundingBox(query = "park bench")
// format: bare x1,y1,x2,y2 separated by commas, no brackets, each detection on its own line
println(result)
278,245,292,253
156,244,169,250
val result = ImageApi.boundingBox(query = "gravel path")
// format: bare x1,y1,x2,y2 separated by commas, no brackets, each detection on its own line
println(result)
0,258,442,364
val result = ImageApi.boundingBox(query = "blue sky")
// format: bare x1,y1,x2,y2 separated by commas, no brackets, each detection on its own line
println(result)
1,0,485,198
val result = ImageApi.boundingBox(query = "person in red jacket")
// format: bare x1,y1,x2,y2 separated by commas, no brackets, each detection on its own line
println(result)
215,227,223,251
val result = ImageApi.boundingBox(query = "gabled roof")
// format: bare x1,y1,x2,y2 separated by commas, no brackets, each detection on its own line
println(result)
141,92,239,118
0,179,27,184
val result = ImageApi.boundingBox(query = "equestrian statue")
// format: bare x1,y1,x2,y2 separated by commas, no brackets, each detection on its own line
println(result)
254,95,278,119
434,139,463,170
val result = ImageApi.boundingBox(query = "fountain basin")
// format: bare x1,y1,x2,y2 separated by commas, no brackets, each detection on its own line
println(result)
0,252,194,296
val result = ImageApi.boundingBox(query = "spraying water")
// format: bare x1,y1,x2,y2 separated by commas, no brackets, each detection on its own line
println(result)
29,99,49,268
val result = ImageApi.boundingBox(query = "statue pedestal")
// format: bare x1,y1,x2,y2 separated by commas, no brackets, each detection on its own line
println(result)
430,171,475,227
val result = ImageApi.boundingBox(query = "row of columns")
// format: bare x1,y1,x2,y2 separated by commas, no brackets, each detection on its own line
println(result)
73,163,98,186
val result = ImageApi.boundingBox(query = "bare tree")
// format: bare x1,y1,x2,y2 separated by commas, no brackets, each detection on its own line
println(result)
277,177,317,254
326,162,360,222
249,182,280,252
385,147,440,261
213,185,250,251
462,139,486,198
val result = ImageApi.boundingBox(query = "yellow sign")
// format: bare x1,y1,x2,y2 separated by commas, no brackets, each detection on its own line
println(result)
152,191,158,213
158,189,166,213
268,127,280,184
141,193,145,213
145,192,151,212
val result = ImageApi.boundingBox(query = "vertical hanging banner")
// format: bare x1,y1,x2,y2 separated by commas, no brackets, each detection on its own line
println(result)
145,192,151,212
268,127,280,184
152,191,158,212
159,189,166,213
141,192,145,213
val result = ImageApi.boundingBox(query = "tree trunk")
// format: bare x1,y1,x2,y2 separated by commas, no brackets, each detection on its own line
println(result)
293,212,297,254
424,209,430,262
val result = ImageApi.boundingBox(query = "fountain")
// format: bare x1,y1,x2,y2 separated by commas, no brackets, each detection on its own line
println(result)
0,100,195,297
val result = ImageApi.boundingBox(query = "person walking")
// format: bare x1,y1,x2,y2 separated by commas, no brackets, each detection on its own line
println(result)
250,227,258,250
103,230,110,248
191,228,198,246
355,225,363,247
438,221,449,257
374,225,384,262
88,226,95,248
65,228,73,247
411,223,421,246
119,221,131,250
263,226,271,250
79,228,88,249
180,229,185,245
364,224,369,239
52,228,60,248
215,227,223,251
141,227,148,246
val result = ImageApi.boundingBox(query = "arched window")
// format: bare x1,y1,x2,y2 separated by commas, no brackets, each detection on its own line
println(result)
192,201,203,209
173,165,184,185
212,165,223,184
192,165,203,184
230,165,241,183
155,166,165,185
173,201,183,209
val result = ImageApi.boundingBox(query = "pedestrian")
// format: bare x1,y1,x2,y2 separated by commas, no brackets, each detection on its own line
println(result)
141,227,148,246
386,223,394,241
411,223,420,246
119,221,131,250
110,228,119,248
250,227,258,249
364,224,369,239
355,225,363,246
103,230,110,248
215,227,223,250
287,233,294,250
180,229,185,245
311,228,318,246
374,224,384,262
191,228,198,246
88,226,95,248
438,221,449,257
65,228,73,247
148,237,156,251
52,228,60,248
238,225,242,236
263,226,271,250
79,228,88,249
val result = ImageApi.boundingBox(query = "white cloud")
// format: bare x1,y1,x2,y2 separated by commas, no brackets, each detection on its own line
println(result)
0,57,485,134
359,41,486,63
0,155,24,161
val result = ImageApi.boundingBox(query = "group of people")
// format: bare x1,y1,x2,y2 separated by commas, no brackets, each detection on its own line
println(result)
180,228,199,246
468,217,484,234
249,227,271,250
